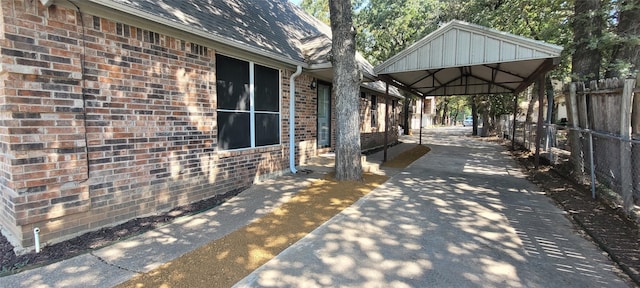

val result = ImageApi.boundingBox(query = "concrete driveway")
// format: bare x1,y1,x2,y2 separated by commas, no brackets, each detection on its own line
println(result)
235,127,630,288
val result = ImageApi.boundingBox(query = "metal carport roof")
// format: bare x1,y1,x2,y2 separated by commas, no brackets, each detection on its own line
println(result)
374,20,563,96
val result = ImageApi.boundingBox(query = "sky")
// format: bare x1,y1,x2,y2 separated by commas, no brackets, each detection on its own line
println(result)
289,0,302,5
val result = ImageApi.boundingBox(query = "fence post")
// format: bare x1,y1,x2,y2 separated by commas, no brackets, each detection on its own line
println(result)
567,83,583,173
578,85,589,129
588,130,596,199
620,78,635,211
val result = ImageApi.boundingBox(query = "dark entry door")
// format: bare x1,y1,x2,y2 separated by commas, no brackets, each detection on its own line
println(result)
317,83,331,148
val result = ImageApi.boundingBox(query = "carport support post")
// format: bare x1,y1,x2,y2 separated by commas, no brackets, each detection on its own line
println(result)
511,93,518,150
535,75,545,169
419,97,424,145
384,82,390,162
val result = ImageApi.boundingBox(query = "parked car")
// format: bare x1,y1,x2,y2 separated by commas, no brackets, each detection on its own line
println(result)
463,116,473,127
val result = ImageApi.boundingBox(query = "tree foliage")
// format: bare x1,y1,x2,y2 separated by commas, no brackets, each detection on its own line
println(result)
298,0,638,140
355,0,442,64
300,0,330,25
605,0,640,77
298,0,639,81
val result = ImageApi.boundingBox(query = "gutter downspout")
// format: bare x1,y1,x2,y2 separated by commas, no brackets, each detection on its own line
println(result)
289,66,303,174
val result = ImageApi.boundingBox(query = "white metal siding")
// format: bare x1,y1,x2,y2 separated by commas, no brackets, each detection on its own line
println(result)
443,29,457,66
418,43,430,68
471,33,485,64
408,50,418,70
457,30,471,65
375,21,562,74
430,35,443,67
501,41,516,61
485,37,500,62
518,46,534,58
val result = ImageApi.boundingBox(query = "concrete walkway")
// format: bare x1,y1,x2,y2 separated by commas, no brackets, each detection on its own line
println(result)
235,128,630,287
0,127,631,287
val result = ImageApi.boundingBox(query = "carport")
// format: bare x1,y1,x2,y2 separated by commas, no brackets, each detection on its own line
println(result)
375,20,563,163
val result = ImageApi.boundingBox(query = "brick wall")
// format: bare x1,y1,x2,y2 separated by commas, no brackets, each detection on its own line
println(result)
291,73,320,164
0,1,318,248
359,92,400,151
0,0,90,247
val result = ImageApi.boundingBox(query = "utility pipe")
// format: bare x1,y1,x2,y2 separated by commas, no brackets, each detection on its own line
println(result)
33,227,41,253
289,65,303,174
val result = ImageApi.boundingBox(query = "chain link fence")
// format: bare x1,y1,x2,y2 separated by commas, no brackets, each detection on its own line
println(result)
502,119,640,211
500,77,639,215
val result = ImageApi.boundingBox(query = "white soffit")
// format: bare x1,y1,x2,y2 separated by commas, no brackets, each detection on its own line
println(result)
375,20,563,96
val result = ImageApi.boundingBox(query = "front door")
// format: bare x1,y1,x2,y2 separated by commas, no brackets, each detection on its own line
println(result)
317,83,331,148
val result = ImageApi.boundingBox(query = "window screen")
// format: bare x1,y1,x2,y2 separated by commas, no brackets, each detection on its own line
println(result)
255,113,280,146
217,112,251,150
216,54,281,150
254,64,279,112
216,54,250,111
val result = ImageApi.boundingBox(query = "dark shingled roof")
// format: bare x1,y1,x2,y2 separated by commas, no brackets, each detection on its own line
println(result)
101,0,327,63
96,0,376,76
362,81,404,99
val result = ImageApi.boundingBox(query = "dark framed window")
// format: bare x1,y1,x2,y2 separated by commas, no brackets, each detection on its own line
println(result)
371,95,377,128
216,54,280,150
393,100,398,125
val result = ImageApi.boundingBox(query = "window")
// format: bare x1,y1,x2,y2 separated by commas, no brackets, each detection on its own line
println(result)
145,31,160,44
216,54,280,150
392,100,397,125
424,98,432,114
371,95,377,128
116,23,130,37
191,44,208,56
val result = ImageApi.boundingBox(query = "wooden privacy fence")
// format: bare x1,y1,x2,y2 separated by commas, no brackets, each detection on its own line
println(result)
566,77,639,213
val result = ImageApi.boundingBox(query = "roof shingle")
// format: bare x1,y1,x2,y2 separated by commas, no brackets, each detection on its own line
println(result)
101,0,330,63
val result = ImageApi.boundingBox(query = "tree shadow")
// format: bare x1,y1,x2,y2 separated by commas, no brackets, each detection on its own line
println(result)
235,131,628,287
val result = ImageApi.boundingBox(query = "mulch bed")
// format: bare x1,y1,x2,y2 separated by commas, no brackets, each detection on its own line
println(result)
0,188,245,276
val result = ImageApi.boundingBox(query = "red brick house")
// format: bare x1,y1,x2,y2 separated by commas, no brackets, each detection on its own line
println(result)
0,0,401,249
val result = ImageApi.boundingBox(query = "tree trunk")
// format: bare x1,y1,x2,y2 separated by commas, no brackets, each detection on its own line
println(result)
525,84,537,123
434,103,441,125
479,96,491,136
442,98,449,126
572,0,604,81
329,0,363,181
403,98,413,135
605,0,640,78
452,110,459,126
